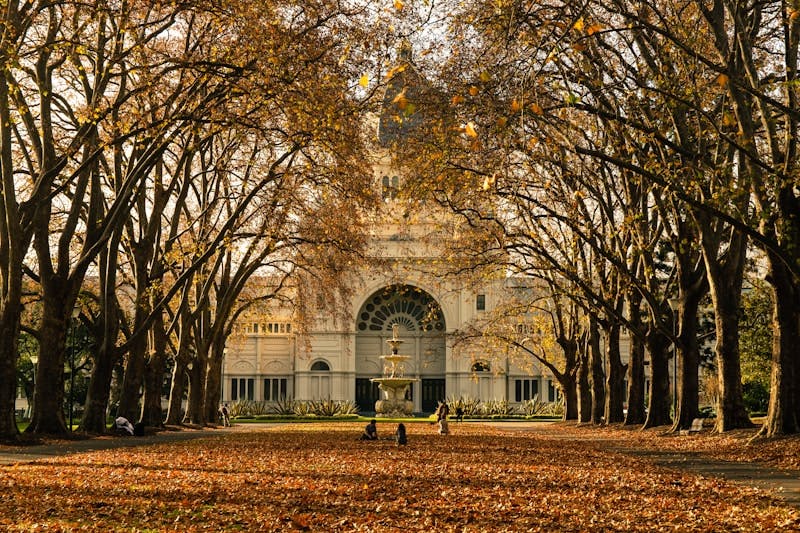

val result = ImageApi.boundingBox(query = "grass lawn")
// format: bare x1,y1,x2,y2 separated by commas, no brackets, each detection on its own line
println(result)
1,422,798,531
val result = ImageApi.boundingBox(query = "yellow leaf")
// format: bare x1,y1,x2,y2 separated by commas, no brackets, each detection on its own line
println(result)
586,23,604,35
497,117,508,128
716,74,729,87
469,86,480,96
465,121,479,138
394,0,404,10
385,64,407,79
451,95,465,105
359,74,369,88
479,71,491,82
511,99,521,112
530,103,544,115
573,17,584,32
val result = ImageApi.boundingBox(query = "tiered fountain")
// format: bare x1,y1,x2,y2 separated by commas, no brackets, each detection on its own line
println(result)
371,324,418,417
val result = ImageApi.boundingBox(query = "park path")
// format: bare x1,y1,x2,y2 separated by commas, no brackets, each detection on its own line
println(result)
0,423,265,466
488,421,800,510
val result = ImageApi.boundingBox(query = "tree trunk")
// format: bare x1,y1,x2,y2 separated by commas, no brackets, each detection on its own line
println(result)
203,357,223,424
81,344,118,433
673,292,703,432
698,221,751,431
203,335,226,424
141,311,168,427
643,326,672,428
604,322,626,424
117,332,147,423
165,361,189,425
576,348,592,423
0,60,27,441
759,254,800,437
28,292,70,434
561,373,578,421
80,232,123,433
0,306,21,439
588,318,605,424
166,307,194,425
184,347,208,425
624,292,646,425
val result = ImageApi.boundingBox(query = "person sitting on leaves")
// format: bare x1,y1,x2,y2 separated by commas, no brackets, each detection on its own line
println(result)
395,423,407,446
360,419,378,440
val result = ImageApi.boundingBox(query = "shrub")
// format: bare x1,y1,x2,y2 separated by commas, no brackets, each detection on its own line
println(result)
446,396,481,417
270,398,299,416
481,399,514,417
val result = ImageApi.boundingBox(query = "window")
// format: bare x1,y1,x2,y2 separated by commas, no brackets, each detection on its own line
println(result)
382,175,399,201
471,361,490,372
231,378,254,401
264,322,292,335
476,294,486,311
515,379,539,402
310,360,330,371
264,378,288,401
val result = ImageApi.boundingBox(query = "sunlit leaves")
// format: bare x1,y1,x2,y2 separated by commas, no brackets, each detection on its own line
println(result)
0,424,797,531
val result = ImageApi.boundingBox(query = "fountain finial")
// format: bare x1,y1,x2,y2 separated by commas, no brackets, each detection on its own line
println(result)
392,323,399,340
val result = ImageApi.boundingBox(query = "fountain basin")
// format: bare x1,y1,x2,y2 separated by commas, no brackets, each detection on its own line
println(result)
371,376,418,417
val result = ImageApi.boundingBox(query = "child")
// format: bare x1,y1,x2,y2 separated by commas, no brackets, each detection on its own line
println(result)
395,423,407,446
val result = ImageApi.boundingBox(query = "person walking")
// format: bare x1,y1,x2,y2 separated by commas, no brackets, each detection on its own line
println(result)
435,402,450,435
219,404,231,427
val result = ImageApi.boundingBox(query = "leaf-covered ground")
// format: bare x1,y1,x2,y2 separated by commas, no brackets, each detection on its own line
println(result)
1,423,798,532
534,422,800,470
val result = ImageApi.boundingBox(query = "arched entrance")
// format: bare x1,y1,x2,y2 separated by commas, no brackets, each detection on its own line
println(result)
355,284,446,413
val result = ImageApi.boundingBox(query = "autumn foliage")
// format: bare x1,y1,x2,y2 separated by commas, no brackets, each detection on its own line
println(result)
1,423,798,531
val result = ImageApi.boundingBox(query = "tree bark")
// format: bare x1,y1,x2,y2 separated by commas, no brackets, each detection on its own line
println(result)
576,345,591,423
588,317,605,424
0,62,26,440
759,254,800,437
699,224,751,431
0,305,22,439
184,351,208,425
166,305,194,425
140,310,168,427
27,290,71,434
604,322,626,424
624,292,647,425
643,326,672,428
673,290,704,432
79,231,123,434
203,336,226,424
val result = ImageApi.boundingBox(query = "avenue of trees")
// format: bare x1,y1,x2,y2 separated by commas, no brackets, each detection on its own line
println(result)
2,0,798,440
1,0,386,439
392,0,798,437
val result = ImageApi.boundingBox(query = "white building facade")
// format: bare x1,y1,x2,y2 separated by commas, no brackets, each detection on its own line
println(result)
220,50,626,414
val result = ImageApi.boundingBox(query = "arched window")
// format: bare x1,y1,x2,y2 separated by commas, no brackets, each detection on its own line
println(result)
471,361,490,373
310,361,330,371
